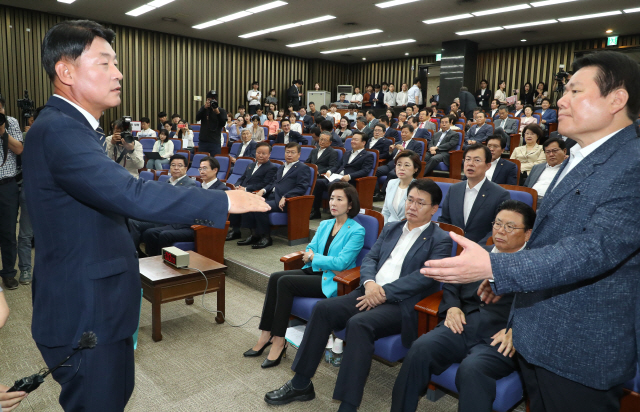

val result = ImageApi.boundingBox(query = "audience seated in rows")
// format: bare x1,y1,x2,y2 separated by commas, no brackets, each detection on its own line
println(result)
264,179,452,412
438,144,510,244
416,109,437,133
255,107,268,125
310,132,372,219
482,134,518,185
343,105,358,122
378,116,397,140
263,111,279,139
248,115,264,142
306,132,338,178
375,124,422,198
392,200,536,412
137,116,157,138
354,116,373,140
275,118,305,145
365,124,392,160
336,118,353,141
106,118,144,178
391,112,407,131
225,113,243,145
289,113,302,134
510,124,546,176
244,183,365,368
175,120,194,150
230,129,257,166
512,100,524,118
519,105,537,134
524,137,567,202
320,120,344,147
326,103,341,124
538,98,557,133
237,142,311,249
146,129,173,170
423,115,459,177
381,150,421,224
488,99,500,121
493,106,518,143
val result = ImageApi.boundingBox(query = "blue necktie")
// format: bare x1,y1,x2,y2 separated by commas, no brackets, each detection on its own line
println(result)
95,126,107,153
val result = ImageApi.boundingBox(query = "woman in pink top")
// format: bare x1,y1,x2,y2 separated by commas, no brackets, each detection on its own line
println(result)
263,111,280,139
519,105,538,134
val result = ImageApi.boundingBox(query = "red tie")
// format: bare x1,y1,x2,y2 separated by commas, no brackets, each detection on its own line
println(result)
402,141,406,148
419,122,424,129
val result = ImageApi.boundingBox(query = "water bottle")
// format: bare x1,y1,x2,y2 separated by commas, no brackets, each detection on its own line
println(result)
331,338,343,367
324,335,334,363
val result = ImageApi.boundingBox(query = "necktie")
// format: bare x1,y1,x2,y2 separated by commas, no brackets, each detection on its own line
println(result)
402,141,406,148
96,126,107,153
285,133,289,144
419,122,424,129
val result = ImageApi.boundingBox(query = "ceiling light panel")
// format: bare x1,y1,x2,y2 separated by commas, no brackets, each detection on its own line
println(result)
321,39,415,54
193,1,288,29
375,0,420,8
239,15,335,38
530,0,579,6
286,29,383,48
623,7,640,13
558,10,622,22
57,0,77,3
503,19,557,29
424,14,473,24
126,5,156,16
146,0,176,7
473,4,531,17
456,27,503,36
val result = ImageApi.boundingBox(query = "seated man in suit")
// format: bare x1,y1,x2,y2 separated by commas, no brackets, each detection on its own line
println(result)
449,101,463,120
538,98,557,136
392,200,536,412
511,100,524,118
275,118,305,145
423,116,460,177
365,110,379,130
299,107,313,132
438,144,510,244
238,142,311,248
391,111,407,132
265,179,453,412
227,142,278,240
128,154,196,253
306,131,338,177
142,156,228,256
493,106,519,144
320,119,344,147
524,137,566,202
489,99,500,121
230,129,256,165
308,126,321,148
481,134,518,185
374,124,423,199
549,130,577,155
366,123,392,161
464,111,493,148
310,132,372,219
415,109,437,137
378,116,398,141
354,116,373,140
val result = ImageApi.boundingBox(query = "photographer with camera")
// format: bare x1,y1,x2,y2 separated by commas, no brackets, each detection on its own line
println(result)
106,117,144,178
196,90,227,155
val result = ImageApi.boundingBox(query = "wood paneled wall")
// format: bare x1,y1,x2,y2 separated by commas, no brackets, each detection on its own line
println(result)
476,34,640,103
348,55,437,90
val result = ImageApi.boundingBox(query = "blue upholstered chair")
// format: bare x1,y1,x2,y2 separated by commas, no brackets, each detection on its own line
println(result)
280,209,384,322
226,157,254,186
422,177,461,222
229,142,241,158
344,138,352,152
301,134,313,146
139,170,154,181
214,154,232,181
157,174,170,183
170,138,182,151
186,153,209,177
432,131,464,179
300,145,314,162
139,138,156,152
189,124,200,132
500,184,538,211
270,144,286,163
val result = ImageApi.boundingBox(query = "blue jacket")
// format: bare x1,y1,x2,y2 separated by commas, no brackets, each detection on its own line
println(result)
23,96,229,347
274,130,305,145
233,140,257,159
332,149,374,179
235,161,278,192
465,123,493,147
302,218,365,298
359,221,452,347
264,161,311,201
538,108,557,126
389,139,423,164
463,159,518,186
491,124,640,390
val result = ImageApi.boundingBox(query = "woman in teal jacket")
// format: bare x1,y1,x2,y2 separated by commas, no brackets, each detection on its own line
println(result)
244,182,365,368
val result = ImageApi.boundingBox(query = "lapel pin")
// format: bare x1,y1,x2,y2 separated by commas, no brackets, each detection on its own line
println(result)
576,189,580,195
482,194,485,197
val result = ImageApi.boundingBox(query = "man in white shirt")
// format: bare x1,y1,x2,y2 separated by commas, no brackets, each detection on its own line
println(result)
265,179,452,412
247,81,261,115
350,87,363,107
344,105,358,123
384,83,397,108
326,103,341,124
396,83,409,107
230,129,256,165
137,116,157,138
407,77,422,106
524,137,567,200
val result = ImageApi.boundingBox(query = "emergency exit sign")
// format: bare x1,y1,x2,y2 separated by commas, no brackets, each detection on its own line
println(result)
436,53,442,61
607,36,618,46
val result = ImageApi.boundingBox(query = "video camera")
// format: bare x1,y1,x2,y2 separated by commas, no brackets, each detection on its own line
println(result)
119,116,135,145
206,90,219,109
17,90,35,125
554,65,569,92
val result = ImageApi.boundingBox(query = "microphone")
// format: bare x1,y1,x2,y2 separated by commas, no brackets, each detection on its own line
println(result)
7,332,97,393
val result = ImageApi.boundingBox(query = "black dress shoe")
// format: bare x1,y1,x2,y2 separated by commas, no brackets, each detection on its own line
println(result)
373,193,385,202
264,380,315,405
243,339,272,357
252,236,273,249
261,343,287,368
226,230,241,241
2,277,18,290
309,210,321,220
237,235,259,246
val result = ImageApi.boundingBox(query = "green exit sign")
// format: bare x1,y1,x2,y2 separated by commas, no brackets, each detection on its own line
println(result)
436,53,442,61
607,36,618,46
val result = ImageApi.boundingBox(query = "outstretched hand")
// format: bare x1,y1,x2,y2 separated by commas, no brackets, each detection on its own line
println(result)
226,190,271,214
421,232,493,284
0,385,27,411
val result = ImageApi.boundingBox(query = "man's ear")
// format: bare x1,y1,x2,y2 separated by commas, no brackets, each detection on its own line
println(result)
54,59,75,86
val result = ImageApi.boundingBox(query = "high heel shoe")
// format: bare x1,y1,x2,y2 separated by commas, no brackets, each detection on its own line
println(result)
243,339,272,357
261,343,288,369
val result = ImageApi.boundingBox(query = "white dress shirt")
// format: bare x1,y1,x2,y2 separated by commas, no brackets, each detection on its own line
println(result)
351,93,363,105
290,122,302,134
137,128,157,138
281,160,297,177
369,221,431,287
532,163,562,198
368,136,382,149
53,94,99,130
283,133,290,144
463,176,487,225
486,158,499,181
396,91,408,106
251,162,262,175
169,174,188,186
202,178,218,189
238,141,251,157
407,85,422,105
327,111,341,123
384,92,397,107
348,148,363,163
247,89,262,106
317,147,326,159
554,128,621,186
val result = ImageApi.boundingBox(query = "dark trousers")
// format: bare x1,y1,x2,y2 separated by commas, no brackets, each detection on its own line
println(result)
127,219,162,250
241,193,278,236
0,179,19,279
291,289,402,407
422,153,449,176
517,354,624,412
375,165,396,193
229,214,242,231
391,315,516,412
198,141,221,156
258,269,325,337
142,224,194,256
37,337,135,412
312,177,355,210
248,105,258,115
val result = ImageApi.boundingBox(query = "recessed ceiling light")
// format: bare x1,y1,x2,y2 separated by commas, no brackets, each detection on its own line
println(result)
623,7,640,13
558,10,622,22
57,0,76,3
126,5,156,16
530,0,579,6
423,14,474,24
147,0,175,7
606,29,613,33
521,39,527,42
473,4,531,17
193,1,288,29
503,19,557,29
375,0,420,8
362,57,366,60
286,29,383,48
322,39,415,54
240,15,335,38
456,27,504,36
405,52,409,55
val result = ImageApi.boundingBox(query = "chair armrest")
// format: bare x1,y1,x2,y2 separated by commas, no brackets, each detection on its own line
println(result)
280,251,305,271
333,267,361,296
220,147,229,156
355,176,378,210
415,290,443,337
448,150,463,180
549,122,558,133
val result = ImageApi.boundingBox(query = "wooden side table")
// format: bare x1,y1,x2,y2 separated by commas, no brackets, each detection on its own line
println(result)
139,251,227,342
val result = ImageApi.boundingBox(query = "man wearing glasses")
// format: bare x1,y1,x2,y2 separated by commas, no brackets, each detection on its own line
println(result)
438,144,510,244
392,200,535,412
264,179,452,412
524,137,567,202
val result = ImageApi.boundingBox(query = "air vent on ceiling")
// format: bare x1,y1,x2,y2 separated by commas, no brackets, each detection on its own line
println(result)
263,38,278,42
341,54,353,57
344,22,358,26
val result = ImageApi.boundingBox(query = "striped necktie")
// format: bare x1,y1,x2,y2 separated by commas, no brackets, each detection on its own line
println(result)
96,126,107,153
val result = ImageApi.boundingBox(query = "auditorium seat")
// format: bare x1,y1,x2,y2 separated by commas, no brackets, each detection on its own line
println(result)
412,138,428,160
300,145,314,162
139,170,154,181
189,124,200,131
301,134,313,145
170,138,182,151
506,158,522,185
176,150,191,166
423,177,461,221
187,153,208,177
344,137,352,152
139,138,155,152
172,220,230,265
229,142,241,158
226,157,254,186
214,154,231,181
270,144,286,162
500,184,538,211
432,131,464,180
157,174,170,183
281,209,384,321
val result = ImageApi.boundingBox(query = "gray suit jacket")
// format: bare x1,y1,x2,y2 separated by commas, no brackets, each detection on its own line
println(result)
427,129,459,165
491,124,640,390
494,118,518,135
523,162,546,188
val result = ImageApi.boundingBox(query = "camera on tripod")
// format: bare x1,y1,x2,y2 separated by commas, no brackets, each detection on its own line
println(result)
206,90,219,109
118,116,135,145
17,90,35,125
554,65,569,93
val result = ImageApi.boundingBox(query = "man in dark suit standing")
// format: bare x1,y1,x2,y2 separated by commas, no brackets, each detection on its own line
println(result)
424,51,640,412
22,21,268,412
239,142,311,249
287,79,303,111
227,142,278,240
370,84,384,109
475,79,492,110
438,144,510,244
305,132,338,176
265,179,452,411
310,132,372,219
274,118,305,145
423,116,460,177
392,200,535,412
464,111,493,148
459,86,478,120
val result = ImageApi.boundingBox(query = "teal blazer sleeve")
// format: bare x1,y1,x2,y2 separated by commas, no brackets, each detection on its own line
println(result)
302,218,365,298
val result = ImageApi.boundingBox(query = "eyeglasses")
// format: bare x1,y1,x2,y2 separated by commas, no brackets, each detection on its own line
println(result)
284,150,298,155
405,197,432,209
492,220,526,233
544,148,562,155
198,167,210,171
464,157,485,165
170,164,185,168
487,144,502,150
